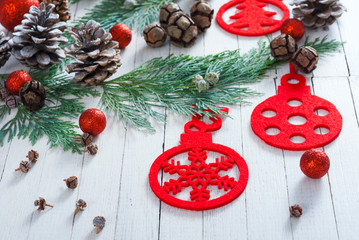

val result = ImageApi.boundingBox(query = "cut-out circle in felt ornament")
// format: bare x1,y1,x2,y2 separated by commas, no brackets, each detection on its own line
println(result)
250,63,343,151
216,0,290,36
149,107,249,211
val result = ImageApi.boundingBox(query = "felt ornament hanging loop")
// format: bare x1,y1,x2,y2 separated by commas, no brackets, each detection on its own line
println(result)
149,107,249,211
251,63,342,151
216,0,289,36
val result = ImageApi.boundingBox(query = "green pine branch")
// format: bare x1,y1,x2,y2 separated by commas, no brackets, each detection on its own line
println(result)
76,0,174,32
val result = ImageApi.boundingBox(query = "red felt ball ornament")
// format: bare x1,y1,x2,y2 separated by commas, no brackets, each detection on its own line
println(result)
109,24,132,48
0,0,40,31
281,18,305,41
79,109,107,136
300,149,330,179
5,70,32,96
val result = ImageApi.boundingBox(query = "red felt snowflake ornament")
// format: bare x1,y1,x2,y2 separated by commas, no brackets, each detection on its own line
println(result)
149,108,249,211
216,0,289,36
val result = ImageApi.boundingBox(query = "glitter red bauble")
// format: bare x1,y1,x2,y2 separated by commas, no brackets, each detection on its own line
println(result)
79,109,107,136
110,24,132,48
0,0,40,31
281,18,305,41
300,149,330,179
5,70,32,96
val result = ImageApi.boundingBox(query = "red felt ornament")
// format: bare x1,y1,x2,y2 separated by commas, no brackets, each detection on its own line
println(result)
216,0,289,36
149,107,249,211
300,149,330,178
5,70,32,96
0,0,40,31
251,63,342,151
109,24,132,48
281,18,305,41
79,109,107,136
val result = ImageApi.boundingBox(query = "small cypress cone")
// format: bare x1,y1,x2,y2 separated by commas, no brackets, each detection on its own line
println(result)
0,32,11,68
65,20,122,86
292,0,345,28
40,0,71,23
9,3,68,70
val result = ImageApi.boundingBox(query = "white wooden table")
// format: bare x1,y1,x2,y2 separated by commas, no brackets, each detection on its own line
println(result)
0,0,358,239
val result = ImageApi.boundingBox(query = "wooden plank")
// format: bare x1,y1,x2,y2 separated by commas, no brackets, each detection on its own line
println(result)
114,32,169,240
314,77,359,239
349,76,359,126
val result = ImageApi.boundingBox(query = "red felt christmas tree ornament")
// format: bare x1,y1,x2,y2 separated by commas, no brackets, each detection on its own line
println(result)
216,0,289,36
109,24,132,48
0,0,40,31
300,149,330,179
79,109,107,136
251,63,342,151
281,18,305,41
149,107,249,211
5,70,32,96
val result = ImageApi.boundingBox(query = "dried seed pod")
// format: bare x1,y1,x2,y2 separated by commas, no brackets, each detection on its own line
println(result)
64,176,78,189
74,199,87,216
34,197,53,210
192,74,209,92
159,2,183,30
167,13,198,48
86,143,98,155
15,161,32,173
27,150,39,163
190,0,214,32
270,34,297,61
205,72,219,85
19,80,46,111
5,95,17,109
93,216,106,234
0,87,10,100
289,204,303,217
81,133,93,147
291,46,319,74
143,24,167,48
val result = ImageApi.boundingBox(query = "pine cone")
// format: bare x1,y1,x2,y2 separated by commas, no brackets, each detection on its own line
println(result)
40,0,71,23
0,32,11,68
9,3,68,70
65,20,122,86
167,13,198,48
292,0,345,28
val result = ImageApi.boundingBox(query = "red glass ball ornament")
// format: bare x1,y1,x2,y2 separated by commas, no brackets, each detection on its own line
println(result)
5,70,32,96
300,149,330,179
110,24,132,48
79,109,107,136
0,0,40,31
281,18,305,41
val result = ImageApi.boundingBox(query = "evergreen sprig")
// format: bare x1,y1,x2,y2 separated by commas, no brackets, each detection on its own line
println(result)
77,0,174,32
0,62,99,153
304,35,344,56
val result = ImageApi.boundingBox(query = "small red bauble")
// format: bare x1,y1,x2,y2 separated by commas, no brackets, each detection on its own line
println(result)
281,18,305,41
300,149,330,179
79,109,107,136
5,70,32,96
110,24,132,48
0,0,40,31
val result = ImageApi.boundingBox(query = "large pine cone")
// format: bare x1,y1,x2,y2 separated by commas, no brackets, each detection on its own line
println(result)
292,0,345,28
65,20,122,86
41,0,71,23
9,3,68,69
167,13,198,48
159,3,183,30
0,32,11,68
